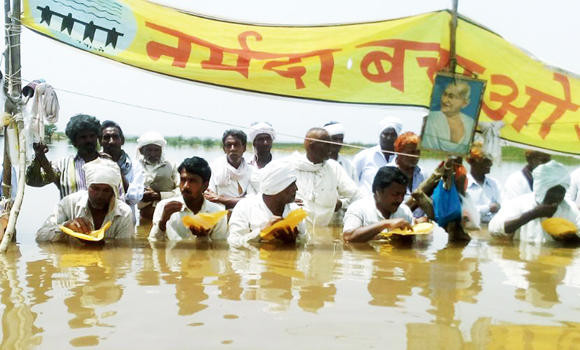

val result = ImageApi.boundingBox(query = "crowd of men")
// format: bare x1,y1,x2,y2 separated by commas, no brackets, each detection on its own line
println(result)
29,113,580,246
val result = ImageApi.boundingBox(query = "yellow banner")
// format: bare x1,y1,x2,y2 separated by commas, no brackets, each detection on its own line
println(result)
22,0,580,154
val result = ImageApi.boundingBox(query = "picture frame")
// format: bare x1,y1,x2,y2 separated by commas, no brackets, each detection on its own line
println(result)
420,72,486,155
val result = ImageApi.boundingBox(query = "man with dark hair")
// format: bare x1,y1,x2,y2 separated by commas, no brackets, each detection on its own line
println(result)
343,166,414,242
26,114,110,198
101,120,133,192
205,129,256,209
149,157,227,241
503,150,551,201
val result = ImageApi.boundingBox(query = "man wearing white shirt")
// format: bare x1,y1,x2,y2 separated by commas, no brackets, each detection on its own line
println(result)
566,167,580,209
149,157,227,241
323,121,357,183
503,150,550,201
247,121,275,169
466,143,501,223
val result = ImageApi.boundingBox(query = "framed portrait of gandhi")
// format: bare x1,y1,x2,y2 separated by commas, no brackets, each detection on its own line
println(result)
420,73,486,155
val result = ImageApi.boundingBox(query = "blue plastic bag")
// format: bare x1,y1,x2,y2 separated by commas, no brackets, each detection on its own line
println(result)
432,179,462,227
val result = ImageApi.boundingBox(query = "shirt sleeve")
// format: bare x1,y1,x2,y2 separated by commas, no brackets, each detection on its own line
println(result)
488,199,518,237
342,202,364,232
227,200,262,247
149,200,167,241
112,211,135,239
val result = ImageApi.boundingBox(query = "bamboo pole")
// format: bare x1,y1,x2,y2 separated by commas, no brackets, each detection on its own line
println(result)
449,0,459,73
2,0,13,200
1,0,24,252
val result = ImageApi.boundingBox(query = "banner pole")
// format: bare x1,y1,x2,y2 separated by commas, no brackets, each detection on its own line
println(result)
449,0,458,73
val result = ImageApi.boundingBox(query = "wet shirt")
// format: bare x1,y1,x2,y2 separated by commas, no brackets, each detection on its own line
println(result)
566,168,580,209
352,145,395,194
466,173,502,223
503,169,533,201
126,159,180,209
209,156,257,198
26,155,88,199
343,197,414,233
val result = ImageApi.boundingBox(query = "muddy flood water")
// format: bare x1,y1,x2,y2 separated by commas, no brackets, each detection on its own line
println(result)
1,141,579,349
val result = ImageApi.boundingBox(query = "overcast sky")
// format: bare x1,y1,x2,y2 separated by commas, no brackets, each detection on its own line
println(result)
4,0,580,144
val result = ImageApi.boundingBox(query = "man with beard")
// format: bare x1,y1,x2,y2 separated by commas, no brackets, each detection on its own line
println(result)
27,114,111,199
101,120,133,192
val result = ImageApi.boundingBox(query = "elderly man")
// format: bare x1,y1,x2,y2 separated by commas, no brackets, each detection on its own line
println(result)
489,161,580,243
292,127,359,226
323,121,357,182
228,160,306,246
353,116,402,193
36,158,133,242
421,81,475,154
248,121,275,169
101,120,133,192
149,157,227,241
27,114,107,198
126,132,179,221
503,150,551,201
343,166,414,242
466,142,501,223
205,129,256,209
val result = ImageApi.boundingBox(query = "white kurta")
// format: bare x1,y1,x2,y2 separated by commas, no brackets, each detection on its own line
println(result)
421,111,474,154
337,155,357,184
228,194,306,247
503,169,532,201
352,145,395,194
209,155,257,197
566,167,580,209
36,190,134,242
466,173,502,223
343,197,414,232
293,155,360,226
488,193,580,243
149,196,228,241
126,159,180,208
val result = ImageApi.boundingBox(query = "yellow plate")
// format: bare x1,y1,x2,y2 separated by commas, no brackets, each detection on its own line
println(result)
378,222,434,239
182,210,228,231
541,217,578,241
260,208,308,240
59,221,112,242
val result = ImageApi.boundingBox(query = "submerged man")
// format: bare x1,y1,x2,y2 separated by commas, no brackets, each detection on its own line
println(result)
343,166,414,242
503,150,551,201
292,127,359,226
393,132,425,217
205,129,256,209
149,157,227,241
27,114,107,198
489,161,580,243
323,121,357,182
248,121,275,169
466,142,501,223
36,158,133,242
353,116,402,193
100,120,133,192
421,81,474,154
228,160,306,246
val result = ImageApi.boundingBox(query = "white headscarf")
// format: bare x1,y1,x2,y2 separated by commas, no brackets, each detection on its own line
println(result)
249,122,276,143
323,122,345,136
379,116,402,136
136,131,167,162
260,160,297,195
83,158,122,200
532,160,570,203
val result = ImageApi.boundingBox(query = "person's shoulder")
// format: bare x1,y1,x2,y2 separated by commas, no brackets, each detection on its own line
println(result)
62,190,87,202
156,196,183,208
353,146,374,161
203,199,226,212
347,197,373,213
114,199,134,217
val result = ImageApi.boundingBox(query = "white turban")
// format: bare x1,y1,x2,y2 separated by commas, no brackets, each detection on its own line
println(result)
83,158,122,200
137,131,167,150
260,160,297,195
323,122,345,136
249,122,276,143
532,160,570,203
379,116,402,136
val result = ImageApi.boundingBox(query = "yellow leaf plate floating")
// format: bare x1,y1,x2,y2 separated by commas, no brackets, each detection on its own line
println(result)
541,217,579,241
182,210,228,231
59,221,112,242
260,208,308,240
378,222,434,239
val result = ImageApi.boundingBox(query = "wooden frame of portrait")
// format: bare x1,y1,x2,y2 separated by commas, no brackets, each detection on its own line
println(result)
420,72,487,156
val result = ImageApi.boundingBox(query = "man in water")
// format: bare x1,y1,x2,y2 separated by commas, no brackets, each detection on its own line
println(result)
100,120,133,192
323,121,357,182
465,142,501,223
149,157,227,241
36,158,133,242
248,121,275,169
421,81,475,154
503,150,551,201
489,160,580,243
393,132,425,217
343,166,413,242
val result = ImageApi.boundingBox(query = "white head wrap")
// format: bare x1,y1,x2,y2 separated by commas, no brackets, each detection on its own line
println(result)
83,158,122,200
379,116,402,136
323,122,345,136
249,122,276,143
137,131,167,150
532,160,570,203
260,160,297,195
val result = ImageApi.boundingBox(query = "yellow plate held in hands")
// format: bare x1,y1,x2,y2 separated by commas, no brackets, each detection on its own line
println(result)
59,221,112,242
260,208,308,240
182,210,228,231
378,222,434,239
541,218,579,241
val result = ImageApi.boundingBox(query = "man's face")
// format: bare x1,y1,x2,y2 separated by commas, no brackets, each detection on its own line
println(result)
527,153,551,171
379,127,397,151
179,170,208,202
277,181,298,204
374,182,406,214
87,184,114,210
328,134,343,158
253,133,273,154
140,144,162,163
441,84,468,117
223,135,246,166
307,138,331,164
101,127,123,155
73,130,99,154
469,157,492,176
543,185,566,205
396,143,420,169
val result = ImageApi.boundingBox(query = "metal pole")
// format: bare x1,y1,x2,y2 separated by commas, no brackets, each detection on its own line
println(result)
449,0,458,73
